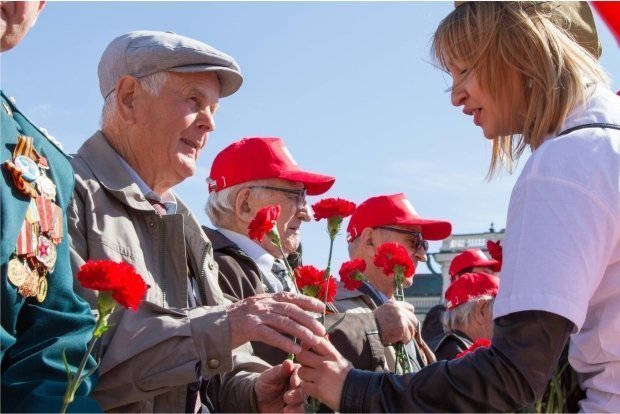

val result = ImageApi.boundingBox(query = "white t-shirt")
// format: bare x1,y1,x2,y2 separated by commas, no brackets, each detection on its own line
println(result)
493,87,620,412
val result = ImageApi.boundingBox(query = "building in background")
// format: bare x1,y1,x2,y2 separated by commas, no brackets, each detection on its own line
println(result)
406,224,504,323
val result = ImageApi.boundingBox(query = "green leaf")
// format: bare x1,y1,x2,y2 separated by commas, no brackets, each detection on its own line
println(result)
62,349,73,382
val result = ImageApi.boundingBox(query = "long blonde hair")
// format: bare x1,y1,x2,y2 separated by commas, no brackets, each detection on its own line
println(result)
432,2,609,176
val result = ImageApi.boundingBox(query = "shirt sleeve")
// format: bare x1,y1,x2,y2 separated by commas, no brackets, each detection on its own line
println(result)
340,311,573,413
494,172,616,331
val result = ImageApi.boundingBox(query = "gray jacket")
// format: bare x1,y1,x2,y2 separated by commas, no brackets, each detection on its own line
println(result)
68,131,268,412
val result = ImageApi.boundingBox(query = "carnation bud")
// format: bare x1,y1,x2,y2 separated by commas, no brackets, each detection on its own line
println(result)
327,216,343,239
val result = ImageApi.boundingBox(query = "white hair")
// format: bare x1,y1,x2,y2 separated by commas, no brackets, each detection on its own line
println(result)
442,296,494,333
100,71,170,127
205,179,272,228
347,236,362,257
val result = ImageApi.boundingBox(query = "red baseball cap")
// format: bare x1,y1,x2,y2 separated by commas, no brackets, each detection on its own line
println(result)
208,137,335,195
444,272,500,309
449,248,501,280
346,193,452,242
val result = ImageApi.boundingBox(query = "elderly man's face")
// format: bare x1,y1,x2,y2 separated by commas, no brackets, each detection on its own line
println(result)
249,179,310,257
133,71,219,188
374,225,427,289
1,1,45,52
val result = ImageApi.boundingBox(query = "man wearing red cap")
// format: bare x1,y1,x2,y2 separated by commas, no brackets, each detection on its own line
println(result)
205,137,334,300
204,136,335,364
203,137,408,371
432,272,499,360
449,248,501,281
336,193,452,372
422,248,500,343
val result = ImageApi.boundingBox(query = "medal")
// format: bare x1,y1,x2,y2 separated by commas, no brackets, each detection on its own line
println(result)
36,276,48,302
7,257,27,287
5,135,61,300
36,235,57,272
36,196,53,233
14,155,41,182
25,198,40,223
18,265,38,298
36,173,56,199
16,221,37,256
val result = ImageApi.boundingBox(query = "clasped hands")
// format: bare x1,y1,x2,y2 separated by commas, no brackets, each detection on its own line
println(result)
235,294,418,412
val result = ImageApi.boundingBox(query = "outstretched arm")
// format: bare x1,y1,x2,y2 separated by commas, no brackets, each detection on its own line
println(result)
297,310,573,412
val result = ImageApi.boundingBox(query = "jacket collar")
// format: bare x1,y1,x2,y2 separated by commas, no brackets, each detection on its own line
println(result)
78,131,169,213
203,226,239,252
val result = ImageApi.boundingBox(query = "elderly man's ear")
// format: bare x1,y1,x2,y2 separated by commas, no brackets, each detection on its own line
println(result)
474,300,492,325
114,76,140,124
235,188,254,223
361,227,375,248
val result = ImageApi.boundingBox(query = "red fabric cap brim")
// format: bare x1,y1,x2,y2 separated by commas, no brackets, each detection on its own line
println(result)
279,170,335,196
472,258,501,273
394,217,452,241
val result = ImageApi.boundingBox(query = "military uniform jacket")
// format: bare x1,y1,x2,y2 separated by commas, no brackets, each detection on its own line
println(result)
1,91,100,412
68,131,269,412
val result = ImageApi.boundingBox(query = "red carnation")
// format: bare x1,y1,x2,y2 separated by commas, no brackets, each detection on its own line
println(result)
248,205,281,242
318,277,338,303
77,260,147,311
486,240,503,269
455,338,491,359
295,265,323,290
312,198,356,221
339,259,366,291
373,242,415,278
294,265,337,303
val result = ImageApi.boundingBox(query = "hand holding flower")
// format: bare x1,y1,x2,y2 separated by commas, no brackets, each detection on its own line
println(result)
373,242,416,373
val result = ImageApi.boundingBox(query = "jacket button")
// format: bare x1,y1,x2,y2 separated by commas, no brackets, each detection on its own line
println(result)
207,358,220,369
208,262,215,270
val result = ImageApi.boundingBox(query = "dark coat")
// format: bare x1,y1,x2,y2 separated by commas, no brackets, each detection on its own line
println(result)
204,227,388,370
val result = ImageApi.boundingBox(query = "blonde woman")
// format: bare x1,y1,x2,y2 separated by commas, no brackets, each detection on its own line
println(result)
291,3,620,412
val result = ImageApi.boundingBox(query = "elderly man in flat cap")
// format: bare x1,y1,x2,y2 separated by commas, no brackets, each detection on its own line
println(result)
68,31,323,413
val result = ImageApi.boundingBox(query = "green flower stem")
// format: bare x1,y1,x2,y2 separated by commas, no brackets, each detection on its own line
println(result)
391,267,413,374
320,233,336,326
60,305,112,414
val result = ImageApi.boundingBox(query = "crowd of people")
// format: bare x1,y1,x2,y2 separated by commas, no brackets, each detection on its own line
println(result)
2,1,619,413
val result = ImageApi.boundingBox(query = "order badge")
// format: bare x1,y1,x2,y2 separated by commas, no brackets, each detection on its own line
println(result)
7,257,27,287
14,155,41,182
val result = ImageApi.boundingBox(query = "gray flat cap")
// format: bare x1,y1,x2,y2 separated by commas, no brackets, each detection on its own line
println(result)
98,30,243,98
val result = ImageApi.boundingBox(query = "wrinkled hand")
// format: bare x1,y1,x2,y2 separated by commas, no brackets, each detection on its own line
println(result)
227,292,325,353
255,359,304,413
296,337,353,412
374,299,418,345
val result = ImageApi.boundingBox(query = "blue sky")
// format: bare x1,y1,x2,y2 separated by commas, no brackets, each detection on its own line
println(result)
2,2,618,273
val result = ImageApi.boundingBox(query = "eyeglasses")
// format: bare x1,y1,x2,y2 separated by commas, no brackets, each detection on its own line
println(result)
376,226,429,252
249,186,307,210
